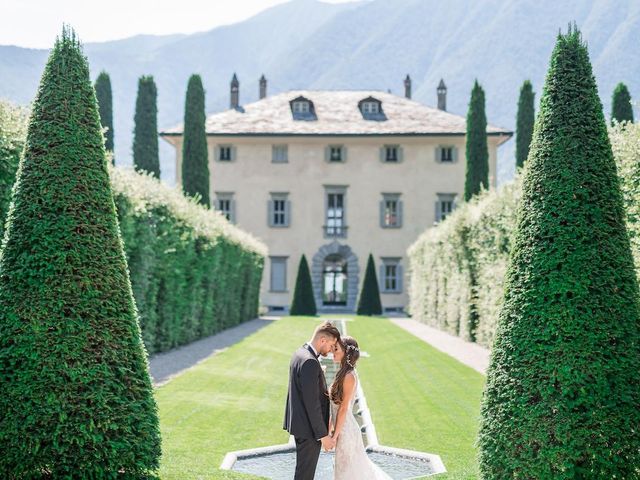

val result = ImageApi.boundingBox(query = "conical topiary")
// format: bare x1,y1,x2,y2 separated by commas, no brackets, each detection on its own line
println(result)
356,254,382,316
94,70,114,162
464,80,489,201
290,254,316,315
515,80,535,169
611,82,634,124
133,75,160,177
181,74,210,207
0,26,161,478
478,25,640,479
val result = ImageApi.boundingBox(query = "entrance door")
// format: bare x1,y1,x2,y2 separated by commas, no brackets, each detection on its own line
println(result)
322,254,347,306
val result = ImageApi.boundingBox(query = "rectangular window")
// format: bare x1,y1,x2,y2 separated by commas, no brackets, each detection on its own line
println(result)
329,146,343,162
293,101,309,113
380,193,402,228
218,145,232,161
269,193,290,227
363,102,379,114
215,192,235,223
380,258,403,293
270,256,287,292
435,193,456,223
324,187,347,238
440,147,453,162
272,145,288,163
385,145,398,162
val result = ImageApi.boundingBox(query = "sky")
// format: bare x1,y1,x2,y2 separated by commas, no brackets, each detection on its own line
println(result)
0,0,357,49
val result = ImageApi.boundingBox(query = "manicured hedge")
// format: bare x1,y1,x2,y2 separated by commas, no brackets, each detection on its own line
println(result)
0,28,161,477
0,101,266,356
409,122,639,348
110,166,266,354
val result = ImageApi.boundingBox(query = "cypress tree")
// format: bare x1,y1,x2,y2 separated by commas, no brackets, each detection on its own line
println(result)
611,82,634,124
478,25,640,479
464,80,489,201
133,75,160,178
181,74,209,206
0,27,161,477
290,254,316,315
515,80,535,169
356,254,382,316
94,70,114,163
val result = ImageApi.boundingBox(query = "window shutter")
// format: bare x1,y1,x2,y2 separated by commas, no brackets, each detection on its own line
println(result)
215,145,221,161
342,146,347,162
397,200,403,227
398,146,404,163
230,199,236,223
452,146,459,163
380,200,385,228
435,200,440,224
397,264,404,292
231,146,237,161
435,146,441,163
380,147,385,163
285,200,291,227
268,200,274,227
379,264,386,292
324,146,330,163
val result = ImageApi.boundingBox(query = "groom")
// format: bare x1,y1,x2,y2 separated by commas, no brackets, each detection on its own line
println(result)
284,321,341,479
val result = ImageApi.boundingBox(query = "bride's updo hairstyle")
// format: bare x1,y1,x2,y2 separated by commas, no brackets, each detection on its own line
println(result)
331,336,360,405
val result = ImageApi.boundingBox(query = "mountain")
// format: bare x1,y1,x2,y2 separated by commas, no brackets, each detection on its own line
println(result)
1,0,638,184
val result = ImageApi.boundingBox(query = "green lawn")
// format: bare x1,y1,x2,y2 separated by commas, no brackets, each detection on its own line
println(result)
154,315,486,479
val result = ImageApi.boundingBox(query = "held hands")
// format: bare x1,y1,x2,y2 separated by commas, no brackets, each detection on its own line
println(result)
321,435,336,452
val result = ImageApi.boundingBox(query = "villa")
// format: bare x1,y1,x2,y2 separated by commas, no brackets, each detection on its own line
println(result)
160,75,512,313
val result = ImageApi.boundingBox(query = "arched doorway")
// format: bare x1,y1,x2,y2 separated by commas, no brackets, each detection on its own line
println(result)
323,254,347,306
311,241,359,312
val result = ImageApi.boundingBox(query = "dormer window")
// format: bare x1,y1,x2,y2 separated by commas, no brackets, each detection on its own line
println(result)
290,96,317,121
362,101,379,114
358,97,386,121
292,101,310,113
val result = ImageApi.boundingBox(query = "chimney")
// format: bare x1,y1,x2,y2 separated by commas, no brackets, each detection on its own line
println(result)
437,79,447,111
259,74,267,99
230,73,239,109
404,74,412,99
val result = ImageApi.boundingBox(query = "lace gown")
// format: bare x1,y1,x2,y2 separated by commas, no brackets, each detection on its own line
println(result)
330,373,392,480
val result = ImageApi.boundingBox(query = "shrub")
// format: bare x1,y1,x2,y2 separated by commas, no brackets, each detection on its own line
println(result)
290,254,316,315
0,27,161,478
478,26,640,478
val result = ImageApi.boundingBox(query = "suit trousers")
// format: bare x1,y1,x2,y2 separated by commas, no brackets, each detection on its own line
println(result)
294,436,321,480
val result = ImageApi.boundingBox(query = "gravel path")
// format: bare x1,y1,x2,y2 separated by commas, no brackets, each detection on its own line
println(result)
390,317,490,375
149,317,278,386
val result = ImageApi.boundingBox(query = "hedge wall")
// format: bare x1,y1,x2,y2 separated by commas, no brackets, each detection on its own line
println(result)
111,166,266,354
408,123,639,348
0,100,266,355
0,101,28,236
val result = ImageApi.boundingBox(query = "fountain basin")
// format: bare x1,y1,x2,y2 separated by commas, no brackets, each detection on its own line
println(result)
221,439,446,479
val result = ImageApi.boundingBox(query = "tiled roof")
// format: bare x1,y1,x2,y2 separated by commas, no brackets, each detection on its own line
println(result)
160,90,512,141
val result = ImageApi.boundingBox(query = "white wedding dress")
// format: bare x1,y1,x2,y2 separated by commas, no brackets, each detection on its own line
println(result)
330,372,392,480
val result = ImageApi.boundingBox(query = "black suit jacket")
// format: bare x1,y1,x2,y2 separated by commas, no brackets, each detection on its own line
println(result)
283,344,330,440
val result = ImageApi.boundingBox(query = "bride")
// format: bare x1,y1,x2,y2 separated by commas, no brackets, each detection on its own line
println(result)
329,336,391,479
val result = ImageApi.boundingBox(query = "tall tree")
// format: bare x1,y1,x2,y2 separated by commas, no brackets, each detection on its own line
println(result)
515,80,535,169
0,26,161,477
478,25,640,479
94,70,114,163
611,82,634,124
356,254,382,316
464,80,489,201
133,75,160,177
290,255,316,315
182,74,210,206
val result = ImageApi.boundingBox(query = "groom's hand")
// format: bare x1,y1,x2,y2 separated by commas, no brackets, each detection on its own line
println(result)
321,435,335,451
